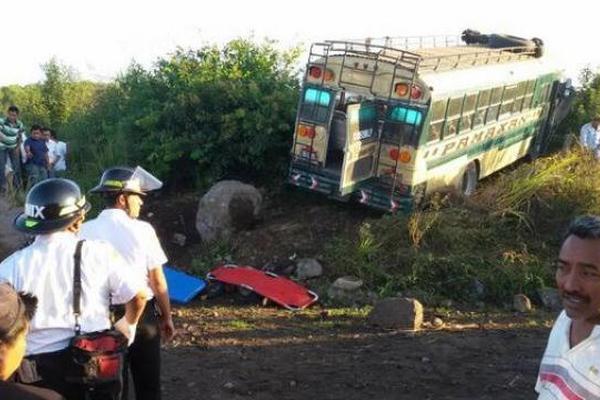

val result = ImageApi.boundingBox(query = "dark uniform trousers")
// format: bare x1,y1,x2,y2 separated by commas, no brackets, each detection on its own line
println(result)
17,349,121,400
116,299,162,400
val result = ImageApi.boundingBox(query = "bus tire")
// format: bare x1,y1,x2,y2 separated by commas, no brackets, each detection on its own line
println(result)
460,162,478,196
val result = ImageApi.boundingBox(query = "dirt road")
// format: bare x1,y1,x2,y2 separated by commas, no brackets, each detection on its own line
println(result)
161,303,553,400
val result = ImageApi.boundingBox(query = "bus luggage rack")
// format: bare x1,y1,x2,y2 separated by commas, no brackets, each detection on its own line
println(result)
307,34,539,95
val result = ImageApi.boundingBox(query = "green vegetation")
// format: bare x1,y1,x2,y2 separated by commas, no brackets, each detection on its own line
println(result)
323,148,600,305
1,39,301,193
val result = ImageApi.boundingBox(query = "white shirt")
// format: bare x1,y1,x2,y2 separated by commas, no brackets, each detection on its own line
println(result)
46,139,57,164
53,141,67,171
536,311,600,399
0,231,142,355
80,209,168,300
580,122,600,154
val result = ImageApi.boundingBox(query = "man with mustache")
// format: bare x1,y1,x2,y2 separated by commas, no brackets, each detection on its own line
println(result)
536,215,600,399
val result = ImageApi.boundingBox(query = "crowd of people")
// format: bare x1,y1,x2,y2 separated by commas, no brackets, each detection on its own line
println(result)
0,105,68,195
0,165,173,400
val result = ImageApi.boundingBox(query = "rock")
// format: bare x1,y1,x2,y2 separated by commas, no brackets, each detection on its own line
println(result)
262,259,296,277
432,317,444,328
295,258,323,280
172,233,187,247
327,276,364,305
195,180,262,243
332,276,363,291
537,288,562,311
472,279,486,298
368,297,424,331
513,294,532,313
0,198,28,258
223,382,234,390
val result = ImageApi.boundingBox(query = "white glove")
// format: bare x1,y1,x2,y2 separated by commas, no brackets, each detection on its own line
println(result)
114,317,137,346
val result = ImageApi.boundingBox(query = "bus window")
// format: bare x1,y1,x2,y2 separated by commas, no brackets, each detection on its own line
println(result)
444,97,463,137
428,100,448,142
299,87,333,123
382,105,423,146
473,89,491,128
486,87,503,124
460,94,477,132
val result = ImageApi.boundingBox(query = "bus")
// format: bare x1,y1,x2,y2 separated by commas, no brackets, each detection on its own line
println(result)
287,29,572,212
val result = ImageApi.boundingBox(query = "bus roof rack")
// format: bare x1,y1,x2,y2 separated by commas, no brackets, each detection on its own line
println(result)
318,29,543,74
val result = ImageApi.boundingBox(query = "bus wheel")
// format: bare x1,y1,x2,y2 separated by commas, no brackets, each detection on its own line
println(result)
461,162,478,196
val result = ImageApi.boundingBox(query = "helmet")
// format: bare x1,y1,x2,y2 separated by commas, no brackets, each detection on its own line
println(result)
90,166,162,196
14,178,91,234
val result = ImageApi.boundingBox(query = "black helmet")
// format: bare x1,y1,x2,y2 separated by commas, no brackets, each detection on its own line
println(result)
14,178,91,234
90,166,162,196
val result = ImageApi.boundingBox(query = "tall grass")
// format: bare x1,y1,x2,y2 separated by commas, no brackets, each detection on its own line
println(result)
324,149,600,305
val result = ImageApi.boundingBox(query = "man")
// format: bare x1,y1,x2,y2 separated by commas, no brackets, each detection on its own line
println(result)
0,105,24,193
24,125,49,188
0,178,148,400
43,128,57,178
536,215,600,399
580,116,600,158
0,283,63,399
49,129,67,177
81,166,174,400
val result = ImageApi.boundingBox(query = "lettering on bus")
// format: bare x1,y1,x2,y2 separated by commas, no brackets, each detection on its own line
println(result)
423,108,542,160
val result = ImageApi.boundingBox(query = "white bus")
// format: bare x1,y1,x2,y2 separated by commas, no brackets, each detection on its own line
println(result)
288,30,572,211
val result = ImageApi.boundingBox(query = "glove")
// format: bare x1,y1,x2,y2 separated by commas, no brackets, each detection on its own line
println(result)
114,317,137,346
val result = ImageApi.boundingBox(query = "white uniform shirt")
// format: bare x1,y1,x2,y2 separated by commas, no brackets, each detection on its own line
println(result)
80,208,168,300
536,311,600,399
580,122,600,155
0,231,142,355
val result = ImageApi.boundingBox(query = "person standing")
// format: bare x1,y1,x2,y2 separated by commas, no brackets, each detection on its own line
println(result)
0,178,148,400
43,128,57,178
0,105,24,193
535,215,600,399
24,125,49,188
579,116,600,158
0,283,64,400
50,129,67,177
80,166,174,400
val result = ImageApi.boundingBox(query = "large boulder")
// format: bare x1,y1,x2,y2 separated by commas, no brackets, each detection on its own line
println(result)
195,180,262,243
0,198,28,259
368,297,424,331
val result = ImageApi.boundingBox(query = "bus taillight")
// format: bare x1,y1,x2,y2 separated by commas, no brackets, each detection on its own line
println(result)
394,83,409,97
410,85,423,100
389,148,412,163
298,124,316,139
309,66,322,79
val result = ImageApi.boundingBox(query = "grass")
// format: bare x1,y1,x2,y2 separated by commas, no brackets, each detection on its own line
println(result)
323,148,600,307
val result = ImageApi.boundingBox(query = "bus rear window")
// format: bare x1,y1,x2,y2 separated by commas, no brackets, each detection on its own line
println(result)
388,106,423,126
382,106,423,145
299,88,333,123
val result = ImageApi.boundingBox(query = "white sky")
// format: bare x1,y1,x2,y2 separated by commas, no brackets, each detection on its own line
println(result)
3,0,598,86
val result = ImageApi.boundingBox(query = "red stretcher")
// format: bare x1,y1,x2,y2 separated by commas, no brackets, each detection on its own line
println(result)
207,264,319,310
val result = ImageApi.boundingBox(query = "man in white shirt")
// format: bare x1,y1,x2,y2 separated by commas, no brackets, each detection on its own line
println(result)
43,128,57,178
80,166,173,400
45,129,67,177
0,178,147,400
536,215,600,399
580,116,600,158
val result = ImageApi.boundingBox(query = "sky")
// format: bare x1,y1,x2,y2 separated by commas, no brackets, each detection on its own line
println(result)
3,0,598,87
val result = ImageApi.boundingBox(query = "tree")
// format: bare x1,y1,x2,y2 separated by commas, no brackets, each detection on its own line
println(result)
41,57,74,128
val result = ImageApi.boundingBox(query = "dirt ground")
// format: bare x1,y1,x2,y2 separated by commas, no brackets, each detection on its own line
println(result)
144,187,555,400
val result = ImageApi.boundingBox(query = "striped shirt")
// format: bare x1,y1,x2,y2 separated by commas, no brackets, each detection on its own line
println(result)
0,117,25,150
536,311,600,399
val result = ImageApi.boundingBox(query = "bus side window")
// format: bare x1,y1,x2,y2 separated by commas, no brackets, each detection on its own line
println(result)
473,89,491,128
460,94,477,132
522,80,536,110
499,84,517,118
443,97,463,138
485,87,503,124
428,99,447,142
513,81,528,113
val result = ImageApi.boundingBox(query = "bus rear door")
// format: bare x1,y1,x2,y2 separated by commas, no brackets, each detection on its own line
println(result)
339,103,379,195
